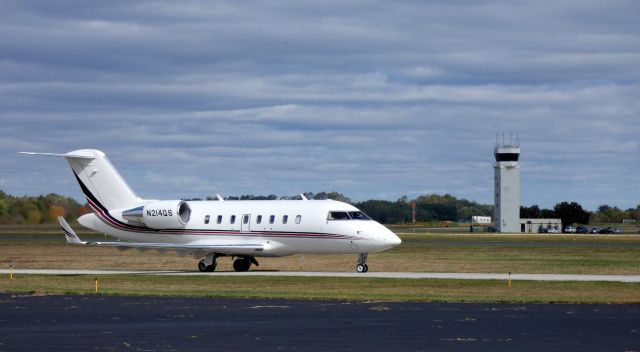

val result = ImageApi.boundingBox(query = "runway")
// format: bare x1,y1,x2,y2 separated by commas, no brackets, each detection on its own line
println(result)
2,269,640,282
1,293,638,351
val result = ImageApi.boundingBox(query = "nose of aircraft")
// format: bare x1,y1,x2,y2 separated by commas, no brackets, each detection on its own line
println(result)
375,224,401,247
387,229,402,246
361,222,402,250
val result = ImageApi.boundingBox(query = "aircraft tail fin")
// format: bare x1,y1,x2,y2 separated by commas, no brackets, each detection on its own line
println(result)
20,149,141,211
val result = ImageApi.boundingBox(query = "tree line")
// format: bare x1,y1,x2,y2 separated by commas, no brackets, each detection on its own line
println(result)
1,189,638,226
521,203,640,226
0,191,88,225
193,192,493,224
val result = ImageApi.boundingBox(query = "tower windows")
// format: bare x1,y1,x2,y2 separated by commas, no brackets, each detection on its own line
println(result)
495,153,519,162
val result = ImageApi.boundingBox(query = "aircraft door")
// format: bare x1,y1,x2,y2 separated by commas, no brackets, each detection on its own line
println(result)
241,214,251,232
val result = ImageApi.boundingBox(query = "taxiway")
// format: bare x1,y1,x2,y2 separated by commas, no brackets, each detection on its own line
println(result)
2,269,639,282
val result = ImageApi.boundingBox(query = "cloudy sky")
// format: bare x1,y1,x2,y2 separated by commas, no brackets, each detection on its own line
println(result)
1,1,639,210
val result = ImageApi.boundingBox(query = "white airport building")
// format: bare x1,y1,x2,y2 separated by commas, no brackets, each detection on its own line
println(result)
493,142,521,232
472,216,492,224
519,218,563,233
493,138,561,233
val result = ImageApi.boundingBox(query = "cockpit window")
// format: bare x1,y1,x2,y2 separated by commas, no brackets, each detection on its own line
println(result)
348,211,371,220
327,211,371,220
328,211,350,220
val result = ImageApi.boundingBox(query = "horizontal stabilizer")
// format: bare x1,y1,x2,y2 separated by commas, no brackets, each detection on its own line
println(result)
19,151,96,160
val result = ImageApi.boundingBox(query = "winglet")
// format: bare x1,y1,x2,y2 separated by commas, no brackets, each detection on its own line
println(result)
58,216,84,244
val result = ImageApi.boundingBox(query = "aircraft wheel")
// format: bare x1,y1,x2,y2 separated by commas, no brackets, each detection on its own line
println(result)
198,261,208,272
198,260,216,272
356,253,368,273
356,264,368,273
233,258,251,272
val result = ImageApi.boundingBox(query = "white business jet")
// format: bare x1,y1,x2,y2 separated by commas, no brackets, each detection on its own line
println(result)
21,149,401,273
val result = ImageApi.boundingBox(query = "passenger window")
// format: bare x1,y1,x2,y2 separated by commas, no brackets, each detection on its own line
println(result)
243,215,249,224
283,215,288,224
256,215,262,224
230,215,236,224
217,215,222,224
269,215,275,224
204,215,210,224
295,215,301,224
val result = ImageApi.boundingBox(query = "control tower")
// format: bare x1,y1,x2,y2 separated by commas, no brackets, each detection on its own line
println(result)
494,136,520,232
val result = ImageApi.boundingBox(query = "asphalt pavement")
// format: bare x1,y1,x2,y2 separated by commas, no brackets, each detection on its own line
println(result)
0,293,638,351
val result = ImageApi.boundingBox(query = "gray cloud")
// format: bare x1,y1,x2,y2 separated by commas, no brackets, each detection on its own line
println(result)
1,0,639,210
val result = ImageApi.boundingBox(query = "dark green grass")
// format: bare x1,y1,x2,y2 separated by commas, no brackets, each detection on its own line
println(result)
1,274,639,304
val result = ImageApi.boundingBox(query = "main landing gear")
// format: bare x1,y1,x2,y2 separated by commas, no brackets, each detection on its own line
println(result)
233,256,259,272
356,253,369,273
197,254,260,272
198,253,218,272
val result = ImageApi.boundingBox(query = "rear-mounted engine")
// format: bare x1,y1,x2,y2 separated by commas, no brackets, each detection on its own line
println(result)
122,200,191,229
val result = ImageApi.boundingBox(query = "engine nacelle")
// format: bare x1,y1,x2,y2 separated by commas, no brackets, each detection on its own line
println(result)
122,200,191,229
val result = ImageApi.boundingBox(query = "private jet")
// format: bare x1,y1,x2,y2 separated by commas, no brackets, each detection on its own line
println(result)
21,150,401,272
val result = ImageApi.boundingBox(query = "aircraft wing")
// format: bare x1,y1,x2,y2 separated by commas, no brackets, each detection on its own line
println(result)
82,241,264,252
57,216,264,252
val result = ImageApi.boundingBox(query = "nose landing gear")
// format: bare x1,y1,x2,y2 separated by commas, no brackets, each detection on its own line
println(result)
356,253,369,273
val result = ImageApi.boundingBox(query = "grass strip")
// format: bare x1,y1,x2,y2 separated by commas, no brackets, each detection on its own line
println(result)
2,241,639,275
1,274,639,304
